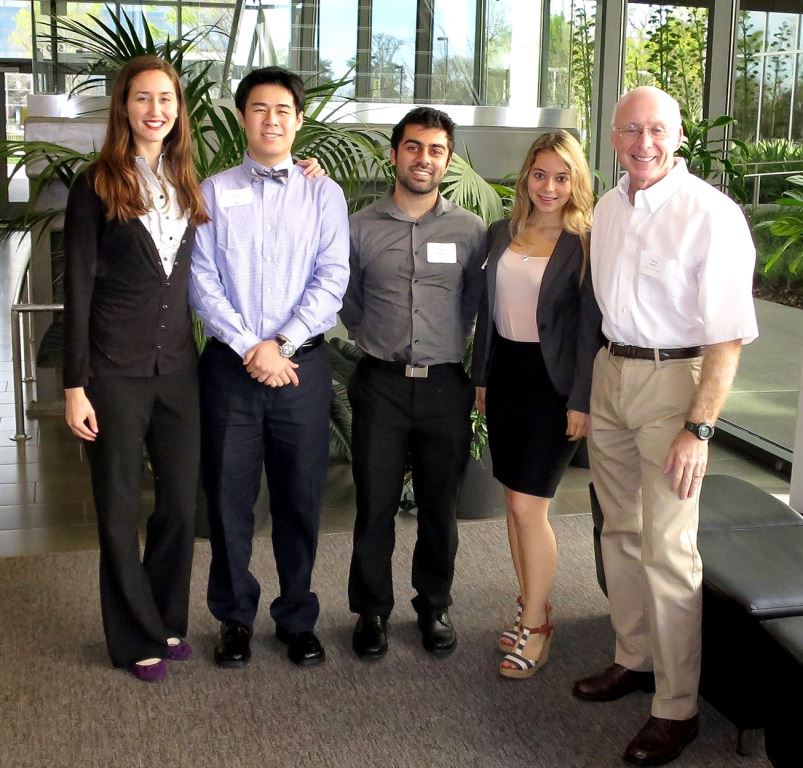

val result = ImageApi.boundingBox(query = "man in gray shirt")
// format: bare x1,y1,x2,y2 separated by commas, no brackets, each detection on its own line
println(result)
340,107,486,659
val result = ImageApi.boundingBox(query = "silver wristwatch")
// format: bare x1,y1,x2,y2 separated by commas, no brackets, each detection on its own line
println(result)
684,421,715,441
274,334,296,358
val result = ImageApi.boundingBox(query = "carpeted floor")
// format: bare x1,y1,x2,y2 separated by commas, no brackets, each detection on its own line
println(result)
0,514,770,768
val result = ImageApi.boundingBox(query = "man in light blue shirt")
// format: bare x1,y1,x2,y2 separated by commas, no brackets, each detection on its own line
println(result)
190,66,349,669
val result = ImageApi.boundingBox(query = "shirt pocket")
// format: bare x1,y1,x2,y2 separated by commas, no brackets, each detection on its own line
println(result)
637,251,685,305
221,204,257,255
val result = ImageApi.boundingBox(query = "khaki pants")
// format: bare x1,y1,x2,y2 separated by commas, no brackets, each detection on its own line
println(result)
589,349,703,720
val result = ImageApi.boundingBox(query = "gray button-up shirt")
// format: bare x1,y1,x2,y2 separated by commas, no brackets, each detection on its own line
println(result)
341,189,487,366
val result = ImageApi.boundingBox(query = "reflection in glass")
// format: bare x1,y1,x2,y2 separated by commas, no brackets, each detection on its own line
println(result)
543,1,596,139
0,0,32,57
761,52,793,139
432,0,476,104
480,0,512,107
367,0,416,101
735,11,803,142
319,0,358,97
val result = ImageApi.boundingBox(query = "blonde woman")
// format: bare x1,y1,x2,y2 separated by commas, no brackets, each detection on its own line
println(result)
472,131,602,678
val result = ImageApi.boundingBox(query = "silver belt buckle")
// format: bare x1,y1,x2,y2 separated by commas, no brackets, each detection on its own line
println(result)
405,364,429,379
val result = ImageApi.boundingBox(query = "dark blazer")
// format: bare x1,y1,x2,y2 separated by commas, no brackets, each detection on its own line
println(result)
471,218,603,413
63,170,198,389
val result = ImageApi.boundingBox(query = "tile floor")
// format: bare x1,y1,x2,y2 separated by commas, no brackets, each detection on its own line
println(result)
0,238,792,558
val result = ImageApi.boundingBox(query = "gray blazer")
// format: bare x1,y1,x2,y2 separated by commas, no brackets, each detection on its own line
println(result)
471,218,603,413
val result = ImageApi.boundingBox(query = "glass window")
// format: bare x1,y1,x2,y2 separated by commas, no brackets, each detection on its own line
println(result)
734,10,765,143
366,0,416,101
624,3,708,121
760,51,794,137
230,0,291,84
483,0,512,107
0,0,31,57
319,0,359,97
432,0,477,104
734,10,803,142
178,3,236,65
542,1,596,139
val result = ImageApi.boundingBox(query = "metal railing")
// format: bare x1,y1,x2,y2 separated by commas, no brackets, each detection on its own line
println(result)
10,245,62,441
739,159,803,208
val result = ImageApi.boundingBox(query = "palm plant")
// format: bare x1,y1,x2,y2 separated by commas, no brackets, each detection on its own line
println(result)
677,112,749,204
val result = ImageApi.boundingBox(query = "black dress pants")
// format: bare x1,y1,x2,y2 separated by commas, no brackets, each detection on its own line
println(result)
347,358,473,617
84,367,199,668
200,340,330,633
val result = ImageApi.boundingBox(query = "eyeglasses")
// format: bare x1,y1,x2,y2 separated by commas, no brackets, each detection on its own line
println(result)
613,124,674,140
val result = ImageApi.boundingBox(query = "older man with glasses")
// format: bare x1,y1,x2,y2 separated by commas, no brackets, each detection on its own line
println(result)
572,86,758,765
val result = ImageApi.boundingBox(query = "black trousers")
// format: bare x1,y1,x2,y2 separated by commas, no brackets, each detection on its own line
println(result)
200,340,330,633
347,358,473,617
84,367,199,668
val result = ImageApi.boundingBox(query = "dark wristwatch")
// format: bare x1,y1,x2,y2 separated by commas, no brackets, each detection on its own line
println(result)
684,421,715,441
274,334,296,358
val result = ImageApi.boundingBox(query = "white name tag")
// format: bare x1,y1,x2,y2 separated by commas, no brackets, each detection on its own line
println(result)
427,242,457,263
639,251,665,276
220,187,253,208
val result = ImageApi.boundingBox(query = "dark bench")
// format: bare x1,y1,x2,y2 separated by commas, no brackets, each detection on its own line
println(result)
761,616,803,768
589,475,803,755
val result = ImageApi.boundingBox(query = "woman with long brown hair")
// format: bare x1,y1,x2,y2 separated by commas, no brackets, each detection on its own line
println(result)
472,131,602,678
63,55,208,681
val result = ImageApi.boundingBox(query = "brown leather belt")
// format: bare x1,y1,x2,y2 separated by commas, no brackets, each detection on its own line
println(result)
606,340,704,361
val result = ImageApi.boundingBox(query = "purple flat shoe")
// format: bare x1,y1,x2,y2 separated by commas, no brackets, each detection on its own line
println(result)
166,639,193,661
129,659,168,682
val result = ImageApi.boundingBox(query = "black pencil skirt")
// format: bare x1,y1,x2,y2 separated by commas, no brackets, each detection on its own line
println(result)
485,335,578,498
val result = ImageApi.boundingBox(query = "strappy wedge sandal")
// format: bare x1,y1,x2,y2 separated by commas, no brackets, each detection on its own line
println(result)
498,595,523,652
498,601,552,653
499,619,554,679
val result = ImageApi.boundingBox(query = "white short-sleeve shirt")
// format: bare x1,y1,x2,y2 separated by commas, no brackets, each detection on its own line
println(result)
590,159,758,348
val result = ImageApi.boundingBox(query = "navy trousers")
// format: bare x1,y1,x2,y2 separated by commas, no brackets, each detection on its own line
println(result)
199,340,330,633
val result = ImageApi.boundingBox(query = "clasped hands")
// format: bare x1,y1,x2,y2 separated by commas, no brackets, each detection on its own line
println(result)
243,340,299,387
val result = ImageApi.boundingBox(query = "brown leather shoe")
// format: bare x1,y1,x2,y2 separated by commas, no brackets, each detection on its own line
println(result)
624,715,699,765
572,663,655,701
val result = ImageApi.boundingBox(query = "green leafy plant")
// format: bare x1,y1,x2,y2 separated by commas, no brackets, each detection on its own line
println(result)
756,174,803,276
732,138,803,205
677,112,748,204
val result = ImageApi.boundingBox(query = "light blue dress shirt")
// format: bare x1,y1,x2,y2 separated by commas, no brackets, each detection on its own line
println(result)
189,153,350,357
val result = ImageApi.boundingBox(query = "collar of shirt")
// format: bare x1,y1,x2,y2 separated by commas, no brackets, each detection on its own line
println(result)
242,152,294,183
373,186,453,221
616,158,689,213
135,154,165,184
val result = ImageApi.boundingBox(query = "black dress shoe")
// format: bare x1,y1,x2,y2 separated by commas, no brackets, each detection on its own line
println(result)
214,622,252,668
352,615,388,659
275,627,325,667
572,663,655,701
417,611,457,656
624,715,699,765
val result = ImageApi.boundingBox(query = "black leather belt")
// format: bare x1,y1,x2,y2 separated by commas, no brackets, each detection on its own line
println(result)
295,334,324,356
607,340,704,361
364,355,456,379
